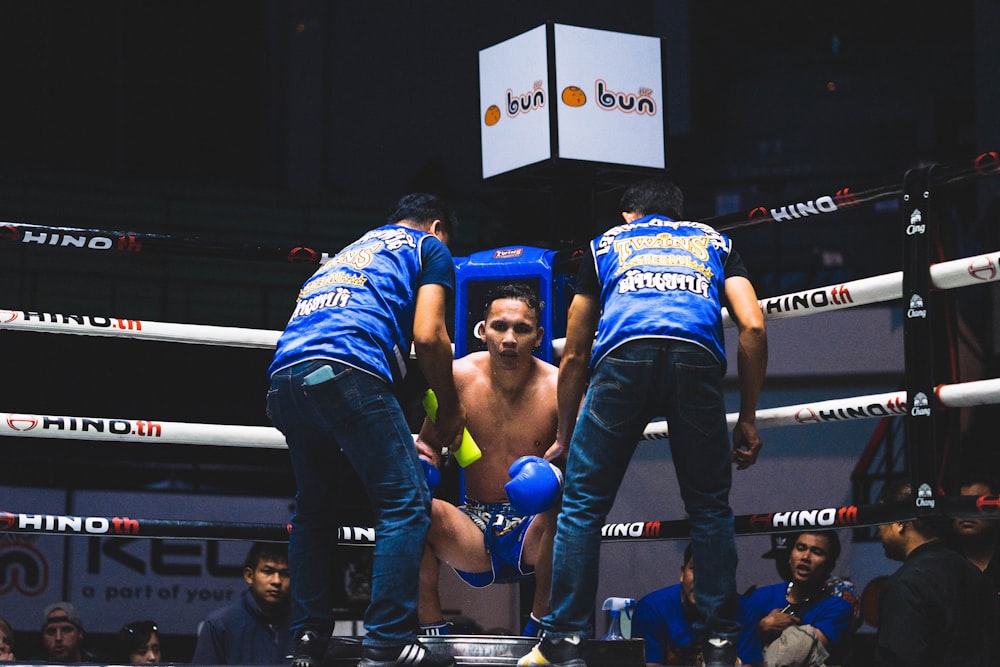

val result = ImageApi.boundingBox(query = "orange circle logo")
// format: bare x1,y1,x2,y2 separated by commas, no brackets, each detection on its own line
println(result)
484,104,501,126
561,85,586,107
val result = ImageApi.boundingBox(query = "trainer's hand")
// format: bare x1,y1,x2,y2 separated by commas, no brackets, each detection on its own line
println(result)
505,456,564,515
732,420,762,470
414,436,442,469
432,403,467,454
543,439,567,465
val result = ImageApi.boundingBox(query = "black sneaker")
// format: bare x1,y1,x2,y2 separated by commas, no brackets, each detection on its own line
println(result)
517,635,586,667
291,630,327,667
360,641,455,667
697,638,739,667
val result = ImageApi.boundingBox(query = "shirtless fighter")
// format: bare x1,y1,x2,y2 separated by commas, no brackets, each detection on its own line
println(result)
415,283,561,637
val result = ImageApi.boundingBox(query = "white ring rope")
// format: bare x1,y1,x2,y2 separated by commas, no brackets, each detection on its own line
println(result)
4,377,998,448
1,249,996,449
641,378,1000,440
0,413,287,448
0,310,280,348
2,249,996,352
723,248,1000,326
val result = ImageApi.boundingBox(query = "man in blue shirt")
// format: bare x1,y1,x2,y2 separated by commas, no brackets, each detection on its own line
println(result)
518,179,767,667
268,193,467,667
631,544,755,665
742,531,854,666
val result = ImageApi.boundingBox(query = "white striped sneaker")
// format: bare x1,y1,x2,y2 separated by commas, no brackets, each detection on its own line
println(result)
360,641,455,667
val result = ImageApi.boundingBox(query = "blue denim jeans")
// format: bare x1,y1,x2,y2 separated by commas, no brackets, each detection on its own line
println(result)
267,359,431,648
543,339,741,644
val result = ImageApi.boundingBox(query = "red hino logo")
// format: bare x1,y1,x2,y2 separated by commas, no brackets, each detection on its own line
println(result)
968,256,997,282
288,246,321,263
976,495,1000,512
0,310,18,324
0,512,15,530
7,414,38,431
794,408,820,424
0,225,21,242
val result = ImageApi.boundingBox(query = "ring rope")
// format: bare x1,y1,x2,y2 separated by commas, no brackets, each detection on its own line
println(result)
0,413,286,448
705,150,999,232
3,248,997,349
2,495,996,545
1,153,995,262
3,377,998,449
0,221,334,265
641,378,1000,440
3,153,997,552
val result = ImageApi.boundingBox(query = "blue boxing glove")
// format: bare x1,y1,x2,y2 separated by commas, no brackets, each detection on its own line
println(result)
505,456,563,515
421,458,441,490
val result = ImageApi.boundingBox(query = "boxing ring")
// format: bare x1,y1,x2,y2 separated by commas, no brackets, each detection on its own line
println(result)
2,152,1000,665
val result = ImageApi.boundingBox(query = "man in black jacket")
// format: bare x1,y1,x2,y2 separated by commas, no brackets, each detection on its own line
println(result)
874,479,999,666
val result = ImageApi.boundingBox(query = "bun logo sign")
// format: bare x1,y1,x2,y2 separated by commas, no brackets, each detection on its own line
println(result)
561,85,586,107
484,105,501,127
479,23,664,177
482,80,547,128
484,76,659,128
557,80,657,116
506,80,546,117
595,80,656,115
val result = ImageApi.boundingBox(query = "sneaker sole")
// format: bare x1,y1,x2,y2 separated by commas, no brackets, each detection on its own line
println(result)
516,645,586,667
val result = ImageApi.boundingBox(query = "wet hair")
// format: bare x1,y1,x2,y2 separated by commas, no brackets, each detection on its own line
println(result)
619,179,684,219
793,530,841,572
244,542,289,571
387,192,458,237
116,620,157,662
483,283,542,324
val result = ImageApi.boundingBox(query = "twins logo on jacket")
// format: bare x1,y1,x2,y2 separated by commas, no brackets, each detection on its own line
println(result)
591,216,732,367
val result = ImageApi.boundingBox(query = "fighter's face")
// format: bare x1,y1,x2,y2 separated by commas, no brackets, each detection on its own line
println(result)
481,298,542,368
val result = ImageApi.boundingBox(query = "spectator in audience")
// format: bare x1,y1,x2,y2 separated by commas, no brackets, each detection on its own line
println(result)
0,615,15,661
951,473,1000,596
36,601,107,663
742,530,854,666
117,620,162,664
631,544,755,666
192,542,292,664
758,533,860,621
874,478,999,666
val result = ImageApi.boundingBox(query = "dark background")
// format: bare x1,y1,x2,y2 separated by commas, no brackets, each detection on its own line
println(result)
2,0,998,500
0,3,998,648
